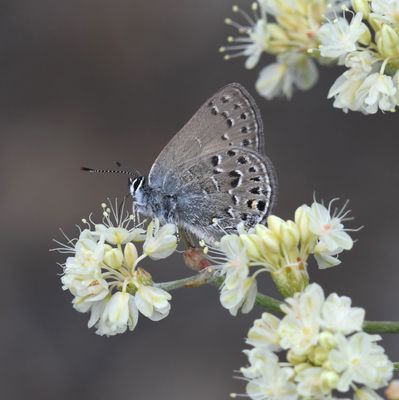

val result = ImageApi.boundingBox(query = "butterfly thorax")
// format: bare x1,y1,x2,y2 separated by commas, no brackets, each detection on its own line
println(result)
130,177,177,224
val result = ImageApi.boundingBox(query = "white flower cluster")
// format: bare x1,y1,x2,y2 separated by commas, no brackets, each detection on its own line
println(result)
220,0,345,99
221,0,399,114
235,283,393,400
208,199,355,314
55,200,178,336
320,0,399,114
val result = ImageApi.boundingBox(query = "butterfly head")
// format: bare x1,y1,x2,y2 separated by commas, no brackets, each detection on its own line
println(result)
128,175,173,223
128,176,149,210
128,176,145,197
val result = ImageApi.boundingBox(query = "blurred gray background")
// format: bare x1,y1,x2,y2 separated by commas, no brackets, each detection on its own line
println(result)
1,1,399,399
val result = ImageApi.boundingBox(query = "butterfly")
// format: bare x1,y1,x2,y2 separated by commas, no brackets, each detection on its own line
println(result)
85,83,278,243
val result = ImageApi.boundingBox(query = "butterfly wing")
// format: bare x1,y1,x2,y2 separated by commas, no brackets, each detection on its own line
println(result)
173,147,277,242
147,82,278,242
149,83,265,192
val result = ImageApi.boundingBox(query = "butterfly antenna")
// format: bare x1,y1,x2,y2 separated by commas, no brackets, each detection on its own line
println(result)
81,166,141,177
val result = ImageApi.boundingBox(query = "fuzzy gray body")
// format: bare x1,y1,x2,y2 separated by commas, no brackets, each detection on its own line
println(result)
133,185,177,223
130,83,278,243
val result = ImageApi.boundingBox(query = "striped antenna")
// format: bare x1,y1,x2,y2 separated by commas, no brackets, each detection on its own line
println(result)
81,166,141,177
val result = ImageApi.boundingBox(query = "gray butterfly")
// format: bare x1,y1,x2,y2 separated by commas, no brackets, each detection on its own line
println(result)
87,83,278,243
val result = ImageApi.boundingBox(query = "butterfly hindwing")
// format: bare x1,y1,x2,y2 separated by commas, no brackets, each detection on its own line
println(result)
174,148,277,241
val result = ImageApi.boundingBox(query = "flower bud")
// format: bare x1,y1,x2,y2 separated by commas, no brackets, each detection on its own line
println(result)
369,14,383,32
265,252,281,266
294,205,312,243
352,0,370,17
254,224,269,236
318,331,337,349
377,25,399,58
358,26,371,45
320,370,339,392
266,23,288,41
309,346,329,365
104,247,123,269
294,362,312,374
256,229,279,254
322,360,333,370
267,215,284,237
266,22,291,54
240,234,263,260
124,242,138,268
104,244,113,252
287,350,307,365
280,220,300,250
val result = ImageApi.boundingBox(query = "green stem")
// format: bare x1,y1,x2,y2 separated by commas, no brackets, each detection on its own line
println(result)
256,292,284,315
394,362,399,372
363,321,399,334
156,270,399,334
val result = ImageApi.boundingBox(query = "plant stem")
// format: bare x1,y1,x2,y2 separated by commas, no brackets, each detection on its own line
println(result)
156,268,219,291
394,362,399,372
363,321,399,334
256,292,284,315
156,270,399,334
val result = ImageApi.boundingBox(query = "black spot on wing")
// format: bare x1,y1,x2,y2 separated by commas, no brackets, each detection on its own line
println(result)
231,178,240,188
250,187,261,194
257,201,266,211
211,155,219,166
227,150,236,157
229,170,241,178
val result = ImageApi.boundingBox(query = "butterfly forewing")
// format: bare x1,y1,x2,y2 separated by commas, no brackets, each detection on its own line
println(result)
149,83,265,192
